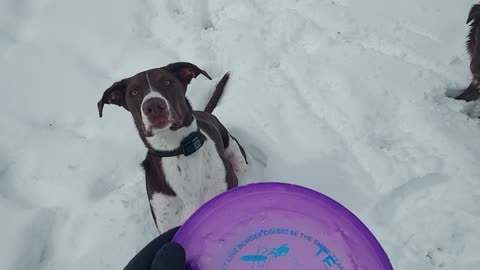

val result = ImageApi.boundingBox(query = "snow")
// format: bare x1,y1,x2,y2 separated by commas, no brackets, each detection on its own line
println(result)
1,0,480,269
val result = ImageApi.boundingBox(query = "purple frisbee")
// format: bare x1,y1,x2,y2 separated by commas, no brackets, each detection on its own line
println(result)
173,182,393,270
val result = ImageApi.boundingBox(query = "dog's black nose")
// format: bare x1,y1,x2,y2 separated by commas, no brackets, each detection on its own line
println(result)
143,98,168,116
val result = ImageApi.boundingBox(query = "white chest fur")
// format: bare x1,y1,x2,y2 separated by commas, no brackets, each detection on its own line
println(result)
162,133,227,209
148,132,227,233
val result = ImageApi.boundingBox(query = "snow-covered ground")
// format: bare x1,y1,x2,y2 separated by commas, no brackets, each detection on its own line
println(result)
1,0,480,269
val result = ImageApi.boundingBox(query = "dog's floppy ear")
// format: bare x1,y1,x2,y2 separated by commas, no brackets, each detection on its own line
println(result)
162,62,212,86
97,79,129,118
467,4,480,24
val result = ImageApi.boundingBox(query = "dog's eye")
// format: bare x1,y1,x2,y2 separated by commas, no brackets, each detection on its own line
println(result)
164,80,171,86
131,90,138,96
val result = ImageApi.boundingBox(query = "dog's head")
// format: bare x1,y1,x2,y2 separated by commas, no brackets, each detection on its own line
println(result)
98,62,211,138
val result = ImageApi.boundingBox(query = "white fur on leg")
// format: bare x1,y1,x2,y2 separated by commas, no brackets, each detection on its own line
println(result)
149,193,184,234
225,135,248,178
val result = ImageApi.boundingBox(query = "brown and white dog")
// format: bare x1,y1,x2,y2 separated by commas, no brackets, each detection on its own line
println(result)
456,3,480,101
97,62,247,233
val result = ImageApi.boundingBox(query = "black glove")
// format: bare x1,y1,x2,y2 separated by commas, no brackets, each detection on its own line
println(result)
124,226,187,270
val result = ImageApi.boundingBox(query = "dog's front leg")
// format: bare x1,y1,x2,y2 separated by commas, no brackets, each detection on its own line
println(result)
225,135,248,178
150,193,185,234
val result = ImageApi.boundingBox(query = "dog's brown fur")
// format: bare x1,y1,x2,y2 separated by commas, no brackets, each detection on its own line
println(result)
456,3,480,101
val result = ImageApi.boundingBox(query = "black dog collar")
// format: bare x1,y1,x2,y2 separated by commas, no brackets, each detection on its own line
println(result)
149,131,206,157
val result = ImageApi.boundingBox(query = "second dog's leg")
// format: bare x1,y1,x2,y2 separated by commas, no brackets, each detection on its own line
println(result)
455,82,480,102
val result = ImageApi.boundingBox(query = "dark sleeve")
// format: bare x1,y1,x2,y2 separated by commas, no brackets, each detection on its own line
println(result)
123,227,182,270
